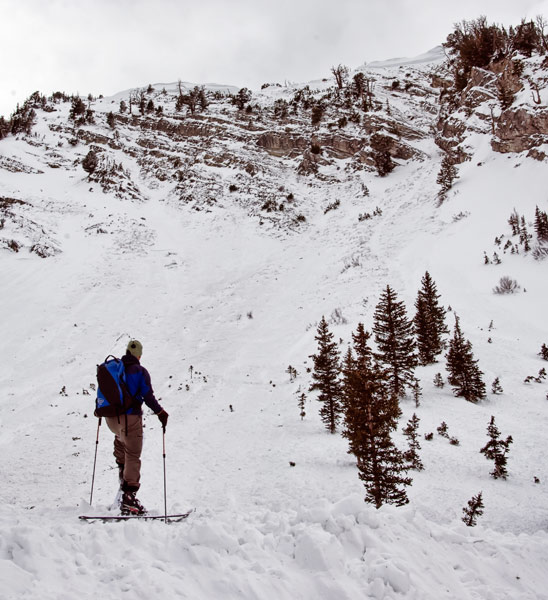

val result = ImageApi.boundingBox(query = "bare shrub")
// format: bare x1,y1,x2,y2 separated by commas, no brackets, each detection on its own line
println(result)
493,276,521,294
329,308,348,325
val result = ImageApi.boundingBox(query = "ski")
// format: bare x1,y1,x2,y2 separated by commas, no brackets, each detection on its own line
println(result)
79,509,194,523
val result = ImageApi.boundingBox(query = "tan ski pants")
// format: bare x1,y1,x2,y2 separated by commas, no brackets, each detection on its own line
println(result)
105,414,143,490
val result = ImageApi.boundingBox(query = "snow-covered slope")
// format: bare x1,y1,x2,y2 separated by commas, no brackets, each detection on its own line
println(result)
365,45,446,69
1,49,548,600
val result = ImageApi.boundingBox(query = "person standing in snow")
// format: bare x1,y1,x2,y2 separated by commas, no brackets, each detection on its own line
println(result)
105,339,169,515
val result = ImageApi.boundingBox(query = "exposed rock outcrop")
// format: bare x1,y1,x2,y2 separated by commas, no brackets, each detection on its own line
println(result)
492,107,548,153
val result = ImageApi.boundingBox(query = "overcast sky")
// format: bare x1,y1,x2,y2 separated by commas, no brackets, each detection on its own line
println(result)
1,0,547,117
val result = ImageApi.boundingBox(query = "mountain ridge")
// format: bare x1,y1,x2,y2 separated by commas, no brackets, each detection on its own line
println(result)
1,36,548,600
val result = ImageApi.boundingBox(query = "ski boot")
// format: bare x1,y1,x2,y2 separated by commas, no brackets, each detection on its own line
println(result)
121,490,147,515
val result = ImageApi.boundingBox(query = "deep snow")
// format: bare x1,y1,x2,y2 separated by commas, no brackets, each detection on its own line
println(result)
1,56,548,600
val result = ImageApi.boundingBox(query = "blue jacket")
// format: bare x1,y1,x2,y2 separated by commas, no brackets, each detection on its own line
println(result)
122,352,163,415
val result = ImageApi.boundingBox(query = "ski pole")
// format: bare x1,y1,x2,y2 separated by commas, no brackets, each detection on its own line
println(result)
162,426,167,523
90,417,102,506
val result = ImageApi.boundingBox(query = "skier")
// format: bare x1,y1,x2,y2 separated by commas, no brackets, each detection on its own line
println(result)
105,339,169,514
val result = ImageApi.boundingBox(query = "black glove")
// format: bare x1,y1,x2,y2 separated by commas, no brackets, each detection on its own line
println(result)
157,409,169,430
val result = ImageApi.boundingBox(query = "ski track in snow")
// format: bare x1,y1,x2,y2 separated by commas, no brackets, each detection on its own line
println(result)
1,78,548,599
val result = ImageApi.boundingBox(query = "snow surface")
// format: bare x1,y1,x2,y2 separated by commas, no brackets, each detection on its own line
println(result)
1,55,548,600
364,46,446,69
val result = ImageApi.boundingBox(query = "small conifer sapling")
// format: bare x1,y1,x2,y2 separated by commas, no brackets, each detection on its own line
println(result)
436,154,458,199
437,421,449,438
462,492,484,526
491,377,503,394
412,378,422,408
480,416,513,479
433,373,445,388
298,391,307,420
402,413,424,470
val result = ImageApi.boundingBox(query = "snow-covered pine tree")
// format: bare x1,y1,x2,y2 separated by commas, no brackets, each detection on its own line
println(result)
373,285,417,399
403,413,424,470
342,323,400,445
462,492,484,526
342,353,410,508
341,323,376,431
436,153,458,198
352,322,374,374
82,150,98,175
446,315,486,402
508,209,520,236
480,416,513,479
534,206,548,241
414,272,449,365
491,377,503,394
433,372,445,388
437,421,449,438
309,316,343,434
539,343,548,361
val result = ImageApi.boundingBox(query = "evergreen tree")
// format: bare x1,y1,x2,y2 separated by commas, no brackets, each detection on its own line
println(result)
491,377,503,394
309,316,343,434
414,272,448,365
106,111,115,128
534,206,548,242
437,421,449,438
480,416,513,479
0,116,9,139
232,88,252,110
508,209,520,236
373,285,417,398
342,353,410,508
198,86,208,111
446,315,486,402
436,154,458,198
402,413,424,470
433,373,445,388
411,378,422,408
10,103,37,135
342,323,399,443
352,322,374,374
311,102,325,125
82,150,98,175
462,492,484,526
69,96,86,120
175,94,185,112
520,217,532,251
370,134,395,177
539,343,548,361
297,391,306,421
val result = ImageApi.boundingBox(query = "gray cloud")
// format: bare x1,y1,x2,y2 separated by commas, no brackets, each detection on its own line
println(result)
1,0,547,116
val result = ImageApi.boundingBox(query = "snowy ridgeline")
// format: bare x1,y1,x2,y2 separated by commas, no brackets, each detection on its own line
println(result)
1,41,548,599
